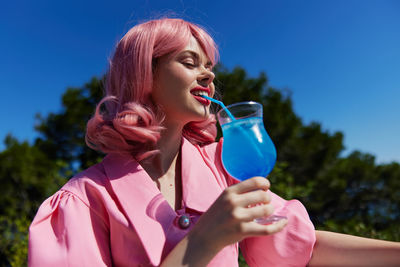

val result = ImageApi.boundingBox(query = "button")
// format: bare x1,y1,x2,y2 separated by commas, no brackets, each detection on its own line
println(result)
178,214,191,229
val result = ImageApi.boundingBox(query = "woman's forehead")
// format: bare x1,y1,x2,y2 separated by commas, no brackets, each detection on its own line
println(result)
179,36,210,62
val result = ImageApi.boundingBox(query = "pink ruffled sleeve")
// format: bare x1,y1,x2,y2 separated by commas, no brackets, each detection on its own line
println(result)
240,193,316,267
28,190,111,266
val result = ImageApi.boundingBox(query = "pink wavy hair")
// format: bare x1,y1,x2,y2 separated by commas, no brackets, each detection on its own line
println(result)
86,18,219,161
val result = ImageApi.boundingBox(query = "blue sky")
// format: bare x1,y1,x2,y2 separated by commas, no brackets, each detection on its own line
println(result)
1,0,399,163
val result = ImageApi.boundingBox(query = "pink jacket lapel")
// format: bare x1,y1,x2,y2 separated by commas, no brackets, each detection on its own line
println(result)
181,138,224,212
102,153,168,266
101,138,224,265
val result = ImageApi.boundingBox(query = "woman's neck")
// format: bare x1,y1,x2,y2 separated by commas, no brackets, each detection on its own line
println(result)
140,122,183,180
139,122,184,210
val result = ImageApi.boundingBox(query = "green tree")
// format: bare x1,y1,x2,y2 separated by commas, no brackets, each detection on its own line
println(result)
312,152,400,234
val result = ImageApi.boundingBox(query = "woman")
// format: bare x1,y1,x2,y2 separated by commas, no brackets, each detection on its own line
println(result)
29,18,400,266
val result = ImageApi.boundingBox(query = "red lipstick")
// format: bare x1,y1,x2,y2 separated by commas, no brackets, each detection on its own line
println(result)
190,87,211,106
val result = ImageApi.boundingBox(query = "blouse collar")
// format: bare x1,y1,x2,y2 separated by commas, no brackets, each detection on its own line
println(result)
101,137,223,265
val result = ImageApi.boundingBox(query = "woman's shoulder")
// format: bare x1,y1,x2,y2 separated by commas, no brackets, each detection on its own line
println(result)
61,160,109,199
38,155,125,218
58,153,144,208
29,160,114,266
31,158,118,227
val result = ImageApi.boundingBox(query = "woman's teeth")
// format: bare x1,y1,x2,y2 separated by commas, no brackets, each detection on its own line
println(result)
192,91,208,96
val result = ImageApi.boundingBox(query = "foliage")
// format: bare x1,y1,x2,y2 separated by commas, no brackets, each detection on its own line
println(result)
1,65,399,266
0,216,30,267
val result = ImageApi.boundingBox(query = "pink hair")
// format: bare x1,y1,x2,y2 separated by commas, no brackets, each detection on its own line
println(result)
86,18,219,160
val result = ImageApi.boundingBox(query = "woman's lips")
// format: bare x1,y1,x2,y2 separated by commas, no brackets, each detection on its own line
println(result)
190,87,211,106
192,95,211,105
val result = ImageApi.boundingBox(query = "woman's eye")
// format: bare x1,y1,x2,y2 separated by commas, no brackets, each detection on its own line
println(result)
183,61,195,67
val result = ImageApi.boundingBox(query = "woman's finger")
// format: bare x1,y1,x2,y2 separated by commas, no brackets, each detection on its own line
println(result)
236,189,271,207
247,203,275,221
242,218,288,237
233,203,275,222
229,177,270,194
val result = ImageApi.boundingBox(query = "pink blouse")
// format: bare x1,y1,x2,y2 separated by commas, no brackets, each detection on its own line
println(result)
29,138,315,266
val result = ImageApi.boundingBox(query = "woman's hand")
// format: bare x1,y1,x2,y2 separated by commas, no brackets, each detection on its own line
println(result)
189,176,288,253
161,177,287,266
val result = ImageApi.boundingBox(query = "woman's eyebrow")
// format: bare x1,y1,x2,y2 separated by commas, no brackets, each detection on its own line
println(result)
179,50,200,60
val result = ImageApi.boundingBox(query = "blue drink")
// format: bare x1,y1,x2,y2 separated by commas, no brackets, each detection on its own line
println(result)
217,101,286,224
221,117,276,181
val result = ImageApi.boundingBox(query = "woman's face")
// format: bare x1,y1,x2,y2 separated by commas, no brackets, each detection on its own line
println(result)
152,36,215,126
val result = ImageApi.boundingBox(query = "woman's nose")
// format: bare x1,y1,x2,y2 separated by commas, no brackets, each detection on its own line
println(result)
198,67,215,86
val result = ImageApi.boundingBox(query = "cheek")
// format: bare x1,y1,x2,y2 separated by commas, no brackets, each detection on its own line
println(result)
168,62,195,80
168,76,187,91
169,69,193,88
153,76,187,107
153,64,195,102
